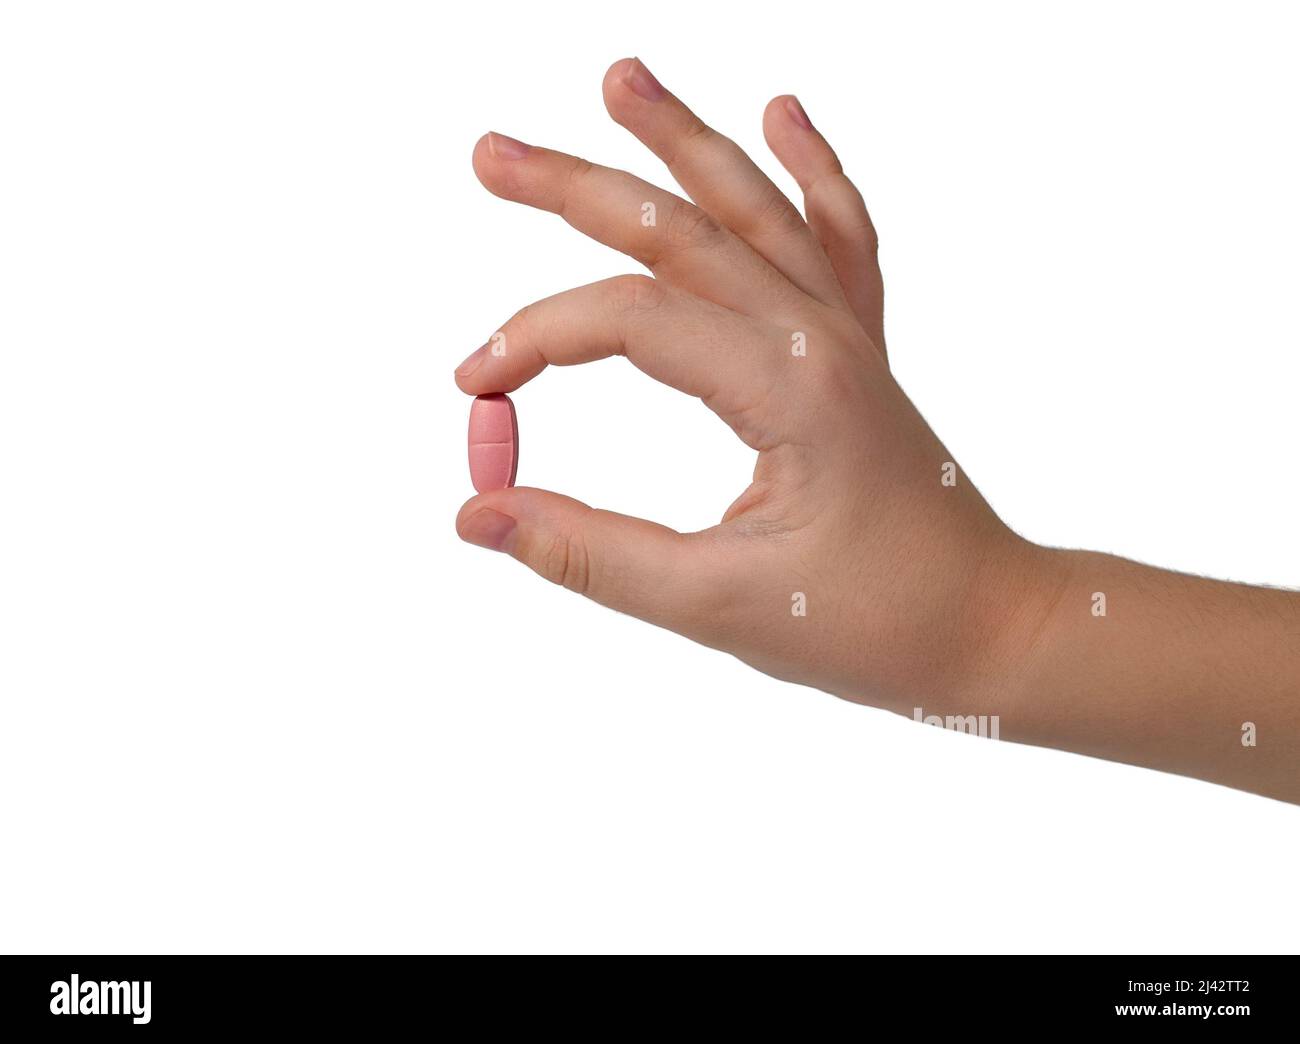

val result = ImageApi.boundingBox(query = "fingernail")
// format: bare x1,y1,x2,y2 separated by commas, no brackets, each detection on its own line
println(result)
625,57,666,102
785,96,813,131
460,508,517,552
456,343,489,377
487,131,529,160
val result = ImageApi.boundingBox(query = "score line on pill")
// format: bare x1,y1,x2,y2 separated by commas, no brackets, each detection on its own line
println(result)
468,393,518,492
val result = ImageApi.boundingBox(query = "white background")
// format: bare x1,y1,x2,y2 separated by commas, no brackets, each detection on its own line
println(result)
2,1,1297,954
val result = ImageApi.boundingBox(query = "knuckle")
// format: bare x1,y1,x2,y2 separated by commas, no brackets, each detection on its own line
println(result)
860,217,880,253
558,158,596,218
611,273,664,317
565,157,595,186
505,300,540,347
538,529,592,595
809,172,878,251
683,118,717,148
753,184,806,237
666,118,718,167
663,200,722,246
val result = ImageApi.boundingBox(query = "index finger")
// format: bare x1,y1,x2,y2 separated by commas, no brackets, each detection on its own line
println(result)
455,275,787,450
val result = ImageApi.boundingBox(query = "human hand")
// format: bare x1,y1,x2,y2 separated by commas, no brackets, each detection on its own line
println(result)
455,58,1051,716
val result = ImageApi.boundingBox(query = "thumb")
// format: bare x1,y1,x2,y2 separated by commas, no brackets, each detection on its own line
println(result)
456,486,726,634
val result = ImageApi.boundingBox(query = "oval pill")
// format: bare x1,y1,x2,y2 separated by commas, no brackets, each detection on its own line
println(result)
467,393,518,493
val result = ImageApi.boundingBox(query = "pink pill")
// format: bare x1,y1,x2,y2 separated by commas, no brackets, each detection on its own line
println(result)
467,393,518,493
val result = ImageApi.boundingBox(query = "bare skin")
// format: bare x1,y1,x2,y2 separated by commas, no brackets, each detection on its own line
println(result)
455,58,1300,804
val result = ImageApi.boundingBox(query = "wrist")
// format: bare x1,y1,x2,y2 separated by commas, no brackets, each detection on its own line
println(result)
951,535,1080,722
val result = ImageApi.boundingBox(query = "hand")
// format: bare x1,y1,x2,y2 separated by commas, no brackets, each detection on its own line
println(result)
455,57,1045,716
456,58,1300,802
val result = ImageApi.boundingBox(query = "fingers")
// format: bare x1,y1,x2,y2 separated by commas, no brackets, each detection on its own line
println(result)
762,95,887,356
602,58,847,311
454,275,783,450
456,486,733,640
472,132,802,319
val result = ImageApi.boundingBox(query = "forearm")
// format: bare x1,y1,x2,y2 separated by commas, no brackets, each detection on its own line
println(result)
995,546,1300,801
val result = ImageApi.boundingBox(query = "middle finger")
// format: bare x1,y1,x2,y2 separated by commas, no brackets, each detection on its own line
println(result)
472,132,805,320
